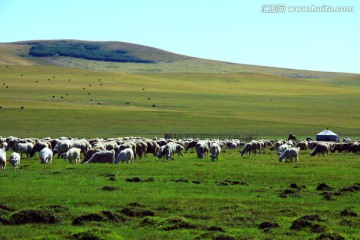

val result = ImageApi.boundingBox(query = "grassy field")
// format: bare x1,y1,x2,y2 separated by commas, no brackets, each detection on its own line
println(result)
0,148,359,239
0,41,359,239
1,65,359,139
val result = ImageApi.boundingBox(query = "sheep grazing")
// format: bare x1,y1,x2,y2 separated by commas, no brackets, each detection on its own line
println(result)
210,142,221,161
278,147,300,163
9,152,21,170
164,142,177,160
195,141,209,159
53,139,74,158
241,141,261,156
39,147,53,164
175,143,184,157
30,141,51,158
14,142,34,159
277,144,291,157
1,142,7,150
310,142,329,157
0,149,6,170
73,139,92,155
62,148,81,164
114,148,134,163
83,150,115,164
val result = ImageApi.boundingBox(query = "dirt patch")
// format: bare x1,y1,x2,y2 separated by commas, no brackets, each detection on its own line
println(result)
340,208,357,217
101,210,126,222
317,183,333,191
0,202,14,212
290,183,302,190
212,234,236,240
101,186,118,191
291,215,326,233
217,180,248,186
71,228,115,240
320,191,334,201
105,173,115,178
206,225,225,232
72,210,126,226
258,221,280,229
143,177,154,182
52,171,61,174
72,213,105,225
279,188,300,198
120,203,155,217
161,217,199,231
335,183,360,196
8,209,60,225
139,217,159,227
171,177,189,183
126,177,141,182
316,232,345,240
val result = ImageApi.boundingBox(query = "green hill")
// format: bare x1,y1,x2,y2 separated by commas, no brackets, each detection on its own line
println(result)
0,40,359,138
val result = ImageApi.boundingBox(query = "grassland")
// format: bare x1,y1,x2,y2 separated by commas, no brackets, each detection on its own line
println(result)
0,148,359,239
0,64,359,139
0,41,359,239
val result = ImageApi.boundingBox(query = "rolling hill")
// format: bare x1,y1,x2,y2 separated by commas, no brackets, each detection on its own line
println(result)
0,40,357,78
0,40,359,139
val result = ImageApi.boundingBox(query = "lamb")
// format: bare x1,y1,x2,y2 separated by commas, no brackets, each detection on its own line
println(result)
39,147,53,164
310,142,329,157
210,142,221,161
83,150,115,164
0,149,6,170
278,147,300,163
9,152,21,170
114,148,134,163
62,147,81,164
14,142,34,159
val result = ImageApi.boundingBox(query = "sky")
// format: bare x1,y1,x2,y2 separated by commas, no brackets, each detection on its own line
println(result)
0,0,359,73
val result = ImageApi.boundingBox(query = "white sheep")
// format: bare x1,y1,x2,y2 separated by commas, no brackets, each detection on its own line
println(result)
210,142,221,161
114,148,134,163
1,142,8,150
53,139,74,158
62,147,81,164
39,147,53,164
9,152,21,170
83,150,115,164
0,149,6,170
277,143,291,157
14,142,34,159
278,147,300,163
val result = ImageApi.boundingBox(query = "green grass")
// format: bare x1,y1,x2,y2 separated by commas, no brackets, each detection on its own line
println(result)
0,65,359,139
0,148,359,239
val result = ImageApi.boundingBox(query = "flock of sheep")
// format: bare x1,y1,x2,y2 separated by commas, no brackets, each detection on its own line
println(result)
0,135,359,170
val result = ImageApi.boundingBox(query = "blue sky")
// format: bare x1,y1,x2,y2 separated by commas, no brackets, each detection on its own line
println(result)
0,0,359,73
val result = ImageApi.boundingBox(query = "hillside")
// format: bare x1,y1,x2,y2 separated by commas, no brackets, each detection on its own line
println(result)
0,40,357,78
